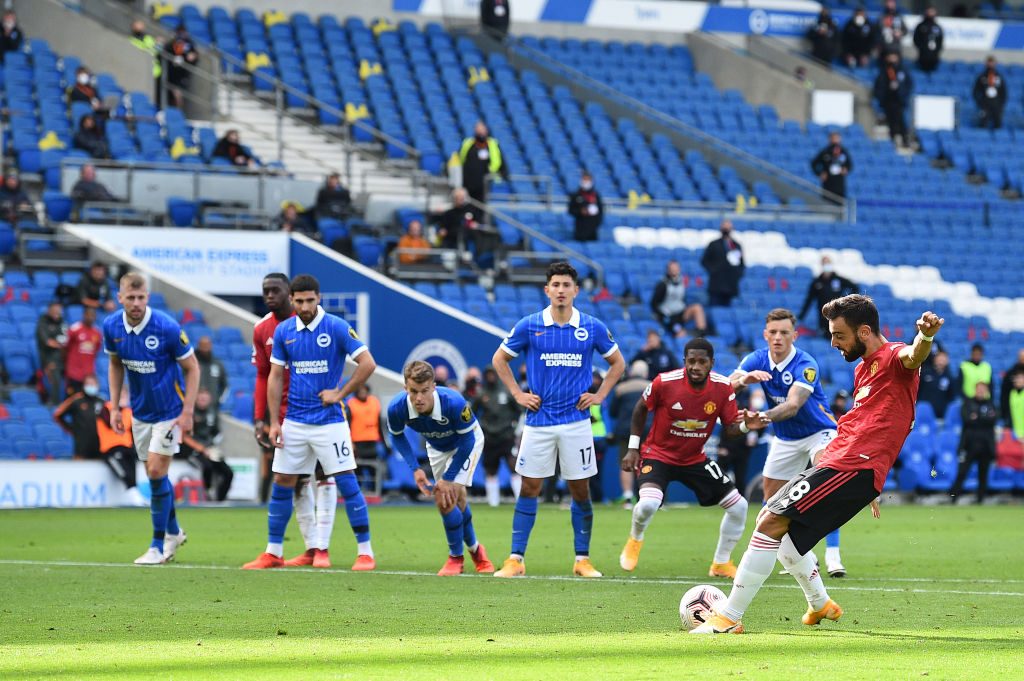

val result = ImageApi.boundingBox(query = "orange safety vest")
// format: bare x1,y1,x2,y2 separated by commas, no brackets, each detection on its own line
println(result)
347,395,381,443
97,401,134,452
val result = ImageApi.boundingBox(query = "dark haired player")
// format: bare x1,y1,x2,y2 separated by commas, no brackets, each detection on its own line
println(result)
619,338,766,577
693,295,942,633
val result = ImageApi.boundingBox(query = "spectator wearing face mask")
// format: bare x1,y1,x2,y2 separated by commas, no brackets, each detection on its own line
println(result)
1,11,23,64
700,220,745,308
567,171,603,242
973,56,1007,130
798,256,859,339
54,374,107,458
876,0,906,55
842,8,876,68
164,24,199,109
913,7,943,73
807,8,840,64
458,121,508,205
873,52,913,148
811,131,852,200
67,67,107,116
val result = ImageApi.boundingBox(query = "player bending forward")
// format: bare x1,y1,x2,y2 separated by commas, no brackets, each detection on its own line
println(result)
693,295,942,633
619,338,766,577
387,361,496,575
243,274,377,571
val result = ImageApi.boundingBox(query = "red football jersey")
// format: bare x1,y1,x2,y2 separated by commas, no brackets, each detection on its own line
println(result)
65,321,102,382
252,311,293,422
640,369,738,467
819,342,920,491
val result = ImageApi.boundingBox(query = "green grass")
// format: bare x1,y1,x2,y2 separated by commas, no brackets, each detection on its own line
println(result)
1,503,1022,680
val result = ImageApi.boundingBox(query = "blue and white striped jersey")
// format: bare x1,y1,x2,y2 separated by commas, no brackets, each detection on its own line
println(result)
386,386,477,451
500,306,618,427
103,307,194,423
736,345,837,440
270,306,367,426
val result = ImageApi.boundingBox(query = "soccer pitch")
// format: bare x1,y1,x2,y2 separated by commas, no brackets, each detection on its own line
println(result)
1,503,1021,680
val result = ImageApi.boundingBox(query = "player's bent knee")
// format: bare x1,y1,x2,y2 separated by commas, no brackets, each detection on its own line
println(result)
274,472,299,487
755,511,789,538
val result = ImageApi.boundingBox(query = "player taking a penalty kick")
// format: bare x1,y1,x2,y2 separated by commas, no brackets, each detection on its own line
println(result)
619,338,766,577
693,295,942,633
387,361,495,575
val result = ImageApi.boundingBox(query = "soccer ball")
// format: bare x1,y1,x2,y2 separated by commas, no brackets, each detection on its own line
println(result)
680,584,726,630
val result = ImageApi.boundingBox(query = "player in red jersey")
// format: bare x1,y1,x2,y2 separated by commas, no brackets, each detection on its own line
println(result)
619,338,767,577
252,273,338,568
693,295,943,634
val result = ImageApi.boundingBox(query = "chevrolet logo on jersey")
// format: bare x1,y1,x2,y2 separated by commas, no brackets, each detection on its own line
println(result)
672,419,708,431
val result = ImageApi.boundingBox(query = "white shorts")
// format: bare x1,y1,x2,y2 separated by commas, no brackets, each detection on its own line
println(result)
515,420,596,480
272,419,356,476
426,423,484,487
132,418,180,461
763,429,838,481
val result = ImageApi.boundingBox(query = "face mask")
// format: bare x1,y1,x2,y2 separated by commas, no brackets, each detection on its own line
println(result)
77,73,90,85
822,263,834,274
855,15,865,25
669,275,681,284
475,133,487,142
4,21,14,30
721,229,731,238
580,181,593,190
84,385,99,397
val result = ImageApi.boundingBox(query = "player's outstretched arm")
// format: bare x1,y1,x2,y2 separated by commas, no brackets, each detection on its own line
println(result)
729,369,772,393
622,398,649,472
493,347,540,411
899,311,944,370
721,409,770,439
763,383,812,423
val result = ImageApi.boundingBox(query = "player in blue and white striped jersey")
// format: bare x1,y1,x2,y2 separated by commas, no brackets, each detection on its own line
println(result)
242,274,378,572
104,272,199,565
491,262,626,578
729,308,846,577
386,360,495,576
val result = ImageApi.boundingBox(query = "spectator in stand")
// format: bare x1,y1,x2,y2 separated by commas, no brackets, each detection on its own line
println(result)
36,301,68,405
959,343,992,399
458,121,507,205
75,261,116,312
179,388,234,501
1005,371,1024,439
999,349,1024,426
798,256,859,338
567,171,603,242
918,349,957,421
73,114,110,159
472,365,523,506
212,129,256,167
274,202,315,236
807,8,840,64
194,336,228,414
631,329,680,380
650,260,707,339
701,220,745,307
876,0,906,55
54,373,105,457
913,7,943,73
347,384,386,461
973,56,1008,130
873,52,913,148
433,364,458,390
842,8,876,68
315,172,353,221
67,67,107,117
71,164,119,204
164,24,198,109
608,359,651,509
432,187,481,250
0,11,23,64
397,219,431,264
480,0,510,38
0,171,32,225
64,306,103,396
462,366,483,400
830,389,850,418
949,383,997,504
811,131,852,200
129,19,163,104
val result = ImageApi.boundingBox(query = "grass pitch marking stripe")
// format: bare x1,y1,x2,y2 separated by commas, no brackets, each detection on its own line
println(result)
2,560,1023,597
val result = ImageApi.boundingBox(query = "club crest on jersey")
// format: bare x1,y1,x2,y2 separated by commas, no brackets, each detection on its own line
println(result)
348,327,359,340
144,335,159,350
803,367,817,383
574,327,589,342
179,330,190,347
436,416,449,425
781,371,793,385
703,401,716,414
461,405,472,422
870,360,879,375
641,465,653,474
316,333,331,348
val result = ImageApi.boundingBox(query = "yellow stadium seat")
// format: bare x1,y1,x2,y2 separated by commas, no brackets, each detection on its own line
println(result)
37,131,66,151
246,52,271,72
170,137,199,160
345,102,369,122
151,2,176,21
263,10,287,27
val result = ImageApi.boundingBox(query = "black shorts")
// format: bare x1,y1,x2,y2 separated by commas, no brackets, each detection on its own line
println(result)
482,435,515,473
637,457,736,507
765,466,877,555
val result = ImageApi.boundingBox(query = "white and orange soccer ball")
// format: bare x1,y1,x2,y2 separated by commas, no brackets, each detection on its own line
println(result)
680,584,726,630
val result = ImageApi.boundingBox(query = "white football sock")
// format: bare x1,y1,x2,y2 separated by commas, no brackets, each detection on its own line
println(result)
485,476,500,507
825,546,842,567
719,531,781,622
510,473,522,499
778,534,830,611
713,490,748,564
357,540,373,557
266,542,283,557
630,487,663,541
315,479,338,550
293,479,316,550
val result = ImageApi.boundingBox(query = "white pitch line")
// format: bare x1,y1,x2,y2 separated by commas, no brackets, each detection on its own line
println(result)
2,560,1023,597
